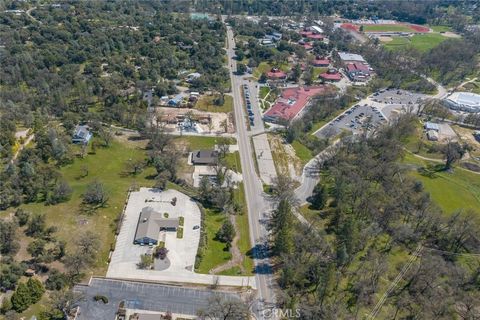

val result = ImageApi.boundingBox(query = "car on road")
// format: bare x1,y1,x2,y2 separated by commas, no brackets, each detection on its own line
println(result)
193,225,200,230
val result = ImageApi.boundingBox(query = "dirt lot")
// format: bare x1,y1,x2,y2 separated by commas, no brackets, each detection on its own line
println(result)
155,107,235,134
453,125,480,158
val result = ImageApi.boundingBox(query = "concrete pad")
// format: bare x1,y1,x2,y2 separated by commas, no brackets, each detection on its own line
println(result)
252,134,277,185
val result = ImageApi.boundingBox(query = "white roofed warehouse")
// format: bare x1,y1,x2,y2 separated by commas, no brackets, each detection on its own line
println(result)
444,92,480,113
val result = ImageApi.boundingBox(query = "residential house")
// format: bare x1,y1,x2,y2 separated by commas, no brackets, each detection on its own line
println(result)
72,125,92,144
191,149,218,165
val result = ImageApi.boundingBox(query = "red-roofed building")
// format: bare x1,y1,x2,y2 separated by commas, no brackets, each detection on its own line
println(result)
319,71,342,82
300,31,313,37
301,43,313,51
264,86,328,123
312,57,330,67
306,33,324,40
345,62,372,82
266,68,287,80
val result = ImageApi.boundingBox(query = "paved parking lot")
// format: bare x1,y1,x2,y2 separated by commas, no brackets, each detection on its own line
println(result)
371,89,426,105
315,104,386,138
75,278,238,320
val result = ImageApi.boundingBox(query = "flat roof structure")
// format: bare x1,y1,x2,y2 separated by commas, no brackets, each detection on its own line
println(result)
338,52,366,63
445,92,480,113
424,122,440,131
264,86,328,122
191,149,218,165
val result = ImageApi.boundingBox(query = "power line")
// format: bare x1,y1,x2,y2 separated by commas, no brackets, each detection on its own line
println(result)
367,244,423,320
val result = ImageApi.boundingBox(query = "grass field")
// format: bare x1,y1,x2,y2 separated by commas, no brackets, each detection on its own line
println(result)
363,24,414,32
174,136,236,150
312,67,328,79
402,153,480,215
291,140,313,163
7,139,156,277
224,151,242,173
195,208,232,273
195,184,253,275
195,94,233,113
234,183,254,274
384,33,448,52
253,61,290,78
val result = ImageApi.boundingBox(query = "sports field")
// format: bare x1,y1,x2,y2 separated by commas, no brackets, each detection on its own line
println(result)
383,33,448,52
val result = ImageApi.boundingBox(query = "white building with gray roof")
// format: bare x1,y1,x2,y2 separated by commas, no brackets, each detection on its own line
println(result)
444,92,480,113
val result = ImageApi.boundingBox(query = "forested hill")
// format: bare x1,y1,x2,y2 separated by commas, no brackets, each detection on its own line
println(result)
0,1,228,159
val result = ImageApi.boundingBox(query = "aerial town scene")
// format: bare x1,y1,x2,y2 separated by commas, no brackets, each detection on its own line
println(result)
0,0,480,319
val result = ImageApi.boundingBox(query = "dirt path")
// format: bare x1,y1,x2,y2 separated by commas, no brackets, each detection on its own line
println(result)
12,133,35,161
209,215,245,274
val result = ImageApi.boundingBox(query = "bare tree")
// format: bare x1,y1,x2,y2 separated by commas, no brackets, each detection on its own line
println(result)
197,294,251,320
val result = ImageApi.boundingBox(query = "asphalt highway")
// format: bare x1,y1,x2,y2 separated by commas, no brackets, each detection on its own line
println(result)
224,22,277,317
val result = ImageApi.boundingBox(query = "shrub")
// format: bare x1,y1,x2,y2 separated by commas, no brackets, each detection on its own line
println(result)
93,295,108,304
14,209,30,226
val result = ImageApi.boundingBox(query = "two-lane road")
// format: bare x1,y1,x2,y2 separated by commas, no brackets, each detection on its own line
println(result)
224,22,276,316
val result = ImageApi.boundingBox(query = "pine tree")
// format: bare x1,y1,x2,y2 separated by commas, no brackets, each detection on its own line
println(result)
310,183,328,210
27,278,45,304
11,282,32,312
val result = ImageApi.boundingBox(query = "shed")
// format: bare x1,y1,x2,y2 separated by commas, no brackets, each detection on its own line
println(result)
427,130,439,141
424,122,440,131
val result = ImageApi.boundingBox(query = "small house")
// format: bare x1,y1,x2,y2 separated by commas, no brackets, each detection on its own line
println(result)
72,125,92,144
191,149,218,165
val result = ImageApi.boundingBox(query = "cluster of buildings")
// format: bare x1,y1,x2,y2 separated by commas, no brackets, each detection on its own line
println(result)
298,24,327,51
444,92,480,113
338,52,373,82
263,86,327,123
259,32,282,47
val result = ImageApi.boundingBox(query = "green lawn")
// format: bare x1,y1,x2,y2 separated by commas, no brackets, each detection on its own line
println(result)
234,183,254,275
312,67,328,79
259,86,270,100
363,24,414,32
291,140,313,163
253,61,289,78
9,139,155,276
195,208,232,273
402,153,480,215
224,151,242,173
175,136,236,150
384,33,449,52
195,94,233,113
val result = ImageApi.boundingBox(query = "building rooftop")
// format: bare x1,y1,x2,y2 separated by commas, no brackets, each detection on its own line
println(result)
338,52,366,62
266,69,287,79
135,207,179,243
320,72,342,81
446,92,480,108
192,149,218,165
424,122,440,131
264,86,328,122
